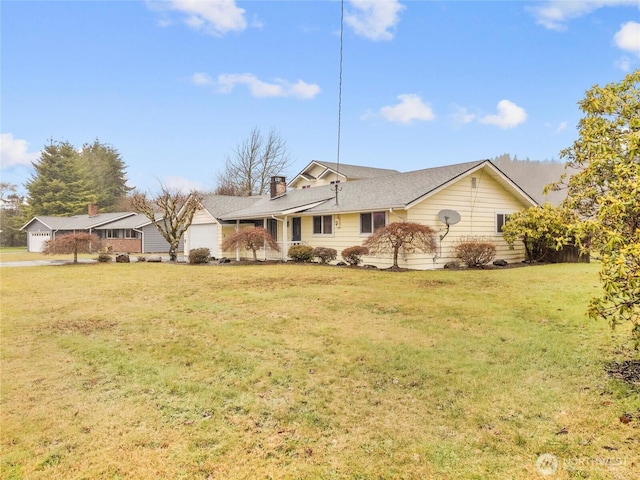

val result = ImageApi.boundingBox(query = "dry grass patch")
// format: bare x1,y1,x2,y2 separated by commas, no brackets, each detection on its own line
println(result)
1,262,638,479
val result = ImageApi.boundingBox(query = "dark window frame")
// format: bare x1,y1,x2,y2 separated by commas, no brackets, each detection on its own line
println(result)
360,211,386,234
266,218,278,241
312,215,333,235
496,213,511,233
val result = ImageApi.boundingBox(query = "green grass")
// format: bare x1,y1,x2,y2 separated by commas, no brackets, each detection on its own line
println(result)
1,262,638,479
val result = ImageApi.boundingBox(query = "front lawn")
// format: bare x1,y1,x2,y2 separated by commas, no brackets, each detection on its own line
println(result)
1,262,638,479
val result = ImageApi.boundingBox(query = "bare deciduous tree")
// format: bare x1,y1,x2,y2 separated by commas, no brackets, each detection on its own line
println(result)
215,127,293,196
43,232,102,264
221,227,280,261
363,222,437,269
132,185,202,261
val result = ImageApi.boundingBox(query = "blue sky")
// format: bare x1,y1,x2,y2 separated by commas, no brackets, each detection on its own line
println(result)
2,0,639,194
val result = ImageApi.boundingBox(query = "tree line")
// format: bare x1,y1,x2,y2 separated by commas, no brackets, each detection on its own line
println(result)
0,128,293,247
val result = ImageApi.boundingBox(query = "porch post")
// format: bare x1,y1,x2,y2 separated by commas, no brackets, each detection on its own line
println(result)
235,220,240,261
282,215,288,261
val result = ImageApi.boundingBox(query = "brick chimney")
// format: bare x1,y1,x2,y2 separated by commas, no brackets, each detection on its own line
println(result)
88,203,99,217
270,176,287,199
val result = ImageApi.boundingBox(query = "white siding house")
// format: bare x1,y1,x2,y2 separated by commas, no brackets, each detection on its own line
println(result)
187,159,537,269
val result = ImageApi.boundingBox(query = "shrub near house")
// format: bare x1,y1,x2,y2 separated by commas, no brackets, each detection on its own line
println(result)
288,245,314,262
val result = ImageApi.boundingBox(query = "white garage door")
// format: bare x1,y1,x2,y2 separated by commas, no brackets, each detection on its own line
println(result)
29,232,51,252
186,224,218,257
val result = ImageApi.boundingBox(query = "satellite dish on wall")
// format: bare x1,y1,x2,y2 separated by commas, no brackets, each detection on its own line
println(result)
438,209,461,226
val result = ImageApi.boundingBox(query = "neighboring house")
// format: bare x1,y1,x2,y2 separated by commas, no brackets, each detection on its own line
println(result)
92,213,181,253
185,159,538,269
21,204,176,253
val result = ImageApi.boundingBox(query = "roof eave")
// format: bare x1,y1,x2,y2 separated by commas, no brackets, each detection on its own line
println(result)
86,212,137,228
20,216,53,231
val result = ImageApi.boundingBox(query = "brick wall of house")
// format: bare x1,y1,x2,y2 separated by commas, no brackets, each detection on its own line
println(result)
103,239,142,253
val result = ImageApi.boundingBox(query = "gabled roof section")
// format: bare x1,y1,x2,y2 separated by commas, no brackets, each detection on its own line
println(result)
198,194,266,219
21,212,136,231
219,186,335,220
316,161,400,180
289,160,399,187
91,213,159,229
219,160,537,220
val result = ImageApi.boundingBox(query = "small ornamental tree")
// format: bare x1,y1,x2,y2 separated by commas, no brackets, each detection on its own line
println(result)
501,203,576,262
363,222,437,269
43,232,102,264
221,227,280,261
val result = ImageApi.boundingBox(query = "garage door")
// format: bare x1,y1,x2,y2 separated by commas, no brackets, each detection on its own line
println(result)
29,232,51,252
186,224,218,257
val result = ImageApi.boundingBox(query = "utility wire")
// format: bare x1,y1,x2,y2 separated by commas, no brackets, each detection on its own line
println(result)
335,0,344,205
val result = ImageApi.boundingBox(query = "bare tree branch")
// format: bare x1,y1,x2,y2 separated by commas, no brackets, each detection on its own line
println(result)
215,127,293,196
132,184,203,261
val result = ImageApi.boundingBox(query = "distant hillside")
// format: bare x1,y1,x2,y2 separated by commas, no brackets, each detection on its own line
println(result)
492,154,578,206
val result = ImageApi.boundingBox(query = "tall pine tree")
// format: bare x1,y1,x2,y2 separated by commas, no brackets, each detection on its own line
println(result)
78,140,131,212
25,141,94,216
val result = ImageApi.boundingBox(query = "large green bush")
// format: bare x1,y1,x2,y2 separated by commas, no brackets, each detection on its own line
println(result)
288,244,314,262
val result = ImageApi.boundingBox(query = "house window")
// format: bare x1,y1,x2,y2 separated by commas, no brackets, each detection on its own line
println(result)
266,218,278,241
312,215,333,235
496,213,511,233
123,229,137,239
302,185,311,189
360,211,386,234
105,229,118,239
472,177,477,189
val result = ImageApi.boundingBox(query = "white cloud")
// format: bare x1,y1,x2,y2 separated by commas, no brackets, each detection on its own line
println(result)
161,175,205,193
370,94,436,125
191,72,215,86
615,56,633,71
345,0,405,41
614,21,640,56
194,72,321,99
0,133,40,168
555,121,568,133
480,100,527,129
449,104,476,126
528,0,639,31
150,0,248,36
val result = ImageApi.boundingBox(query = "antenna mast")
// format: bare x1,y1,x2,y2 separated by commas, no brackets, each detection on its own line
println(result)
335,0,344,205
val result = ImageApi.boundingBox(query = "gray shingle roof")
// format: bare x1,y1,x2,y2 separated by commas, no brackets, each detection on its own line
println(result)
307,160,488,213
315,161,400,180
24,212,136,231
91,213,157,229
199,195,265,218
219,160,512,220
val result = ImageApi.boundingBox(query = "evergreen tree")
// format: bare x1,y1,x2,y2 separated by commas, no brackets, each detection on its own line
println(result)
25,141,94,216
78,140,131,212
0,183,27,247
